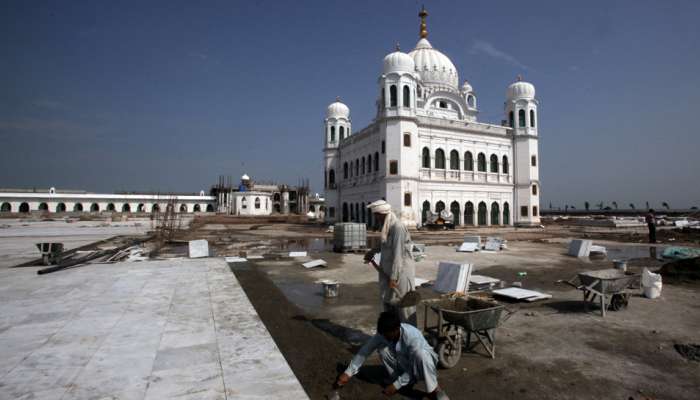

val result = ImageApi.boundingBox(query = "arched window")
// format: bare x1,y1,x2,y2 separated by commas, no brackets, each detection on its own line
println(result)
390,85,397,107
330,126,335,142
122,203,131,213
464,201,474,225
435,149,445,169
255,197,261,209
449,150,459,170
107,203,115,212
477,153,486,172
450,201,460,226
491,202,500,225
19,202,30,213
490,154,499,173
180,204,188,213
339,126,344,140
1,202,11,212
355,159,359,176
90,203,99,212
532,184,538,195
403,85,410,107
436,201,445,214
152,204,160,213
508,111,514,127
367,154,372,173
350,204,354,221
533,206,538,216
343,162,348,179
361,157,365,175
206,204,214,212
518,109,526,127
478,202,487,226
467,95,475,108
39,202,48,211
422,201,431,224
73,203,83,212
361,202,366,223
374,152,379,171
503,202,510,225
193,204,201,212
502,155,509,174
137,203,145,212
530,110,536,127
329,169,335,186
241,197,247,209
464,151,473,171
531,155,537,167
342,203,349,222
422,147,430,168
56,203,66,212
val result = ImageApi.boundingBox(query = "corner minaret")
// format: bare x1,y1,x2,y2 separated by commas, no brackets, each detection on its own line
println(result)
506,75,540,226
323,98,350,222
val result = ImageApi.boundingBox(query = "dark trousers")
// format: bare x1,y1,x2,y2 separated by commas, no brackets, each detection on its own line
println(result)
648,223,656,243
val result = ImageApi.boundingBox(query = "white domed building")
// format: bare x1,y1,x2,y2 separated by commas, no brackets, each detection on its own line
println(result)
323,7,540,227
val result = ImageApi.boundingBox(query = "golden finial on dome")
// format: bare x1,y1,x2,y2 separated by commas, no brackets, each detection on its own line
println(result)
516,74,523,82
336,96,340,102
395,42,401,51
419,5,428,38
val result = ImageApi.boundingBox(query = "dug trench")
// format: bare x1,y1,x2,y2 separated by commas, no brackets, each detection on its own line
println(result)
229,260,691,400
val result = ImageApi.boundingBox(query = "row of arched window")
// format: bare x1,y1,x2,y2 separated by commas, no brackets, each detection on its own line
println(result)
342,151,381,180
508,109,536,128
421,148,509,174
384,84,412,108
421,200,511,226
0,202,214,213
329,125,349,142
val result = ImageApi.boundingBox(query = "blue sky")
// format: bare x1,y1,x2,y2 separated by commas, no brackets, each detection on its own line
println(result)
1,0,699,209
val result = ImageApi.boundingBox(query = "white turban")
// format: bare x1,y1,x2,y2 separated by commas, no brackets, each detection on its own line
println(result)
367,200,391,215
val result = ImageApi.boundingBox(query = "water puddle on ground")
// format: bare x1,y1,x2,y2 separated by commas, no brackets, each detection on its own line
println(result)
605,245,665,261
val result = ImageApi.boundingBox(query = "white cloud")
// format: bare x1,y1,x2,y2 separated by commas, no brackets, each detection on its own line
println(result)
470,40,528,70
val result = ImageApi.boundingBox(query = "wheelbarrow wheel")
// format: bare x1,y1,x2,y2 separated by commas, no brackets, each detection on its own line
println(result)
437,339,461,369
609,293,629,311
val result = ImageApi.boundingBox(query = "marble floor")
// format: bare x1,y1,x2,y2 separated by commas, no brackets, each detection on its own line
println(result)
0,258,309,400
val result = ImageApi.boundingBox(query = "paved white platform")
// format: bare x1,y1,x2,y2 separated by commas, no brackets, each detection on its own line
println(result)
0,258,309,400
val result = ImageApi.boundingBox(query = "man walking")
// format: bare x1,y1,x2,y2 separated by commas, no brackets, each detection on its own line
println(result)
646,209,656,243
364,200,416,325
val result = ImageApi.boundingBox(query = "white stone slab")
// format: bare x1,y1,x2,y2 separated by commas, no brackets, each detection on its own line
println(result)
188,239,209,258
458,242,479,252
302,259,327,269
492,287,552,302
289,251,307,257
484,237,502,251
568,239,593,257
463,235,481,244
225,256,248,263
247,255,264,259
589,245,607,255
433,261,472,294
415,277,430,286
469,275,501,285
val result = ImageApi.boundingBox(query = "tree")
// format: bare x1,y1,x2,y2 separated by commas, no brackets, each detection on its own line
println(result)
549,202,552,210
645,201,649,210
612,201,618,210
570,206,576,210
565,205,569,212
596,202,604,210
584,201,590,211
629,203,635,210
662,202,670,210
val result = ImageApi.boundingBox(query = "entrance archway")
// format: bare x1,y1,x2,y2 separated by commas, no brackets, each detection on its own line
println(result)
436,201,445,214
342,203,348,222
39,203,48,211
464,202,474,225
19,202,29,213
503,202,510,225
478,202,487,226
193,204,201,212
122,204,131,213
490,202,500,225
422,201,431,224
90,203,99,212
180,204,188,213
450,201,460,226
73,203,83,212
1,202,11,212
56,203,66,212
152,204,160,213
107,203,115,212
137,204,145,212
206,204,214,212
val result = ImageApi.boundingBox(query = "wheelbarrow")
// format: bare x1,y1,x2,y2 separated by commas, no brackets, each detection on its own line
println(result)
559,269,640,317
421,296,513,368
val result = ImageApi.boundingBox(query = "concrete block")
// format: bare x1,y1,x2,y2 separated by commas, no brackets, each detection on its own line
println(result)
457,243,479,252
463,235,481,244
188,240,209,258
484,237,502,251
433,262,472,294
568,239,592,257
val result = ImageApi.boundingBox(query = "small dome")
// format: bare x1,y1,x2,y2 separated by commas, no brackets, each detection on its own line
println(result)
461,81,473,93
326,99,350,119
507,78,536,100
383,49,415,74
408,38,459,89
241,174,250,181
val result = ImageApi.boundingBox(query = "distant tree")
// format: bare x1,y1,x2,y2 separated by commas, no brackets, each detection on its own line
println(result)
645,201,650,210
584,201,590,211
691,206,698,210
596,202,604,210
570,206,576,210
549,202,552,210
612,201,618,210
629,203,635,210
662,202,670,210
603,206,612,211
565,205,569,212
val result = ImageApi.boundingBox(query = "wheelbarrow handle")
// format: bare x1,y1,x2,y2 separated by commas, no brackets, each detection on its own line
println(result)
556,279,583,290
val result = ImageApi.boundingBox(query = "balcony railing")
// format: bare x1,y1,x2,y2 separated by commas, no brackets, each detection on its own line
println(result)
419,168,511,184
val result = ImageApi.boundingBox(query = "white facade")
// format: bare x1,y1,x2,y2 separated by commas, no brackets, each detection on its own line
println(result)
0,188,216,214
229,192,272,216
322,7,541,228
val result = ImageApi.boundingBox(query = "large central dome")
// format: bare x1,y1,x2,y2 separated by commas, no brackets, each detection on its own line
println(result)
409,38,459,89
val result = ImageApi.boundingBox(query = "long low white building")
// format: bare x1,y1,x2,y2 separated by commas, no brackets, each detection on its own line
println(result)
0,187,216,214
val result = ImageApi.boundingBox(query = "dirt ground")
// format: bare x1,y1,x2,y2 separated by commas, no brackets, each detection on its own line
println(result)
177,218,700,399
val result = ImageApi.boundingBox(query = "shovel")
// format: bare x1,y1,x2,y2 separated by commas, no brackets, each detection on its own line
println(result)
369,259,422,308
